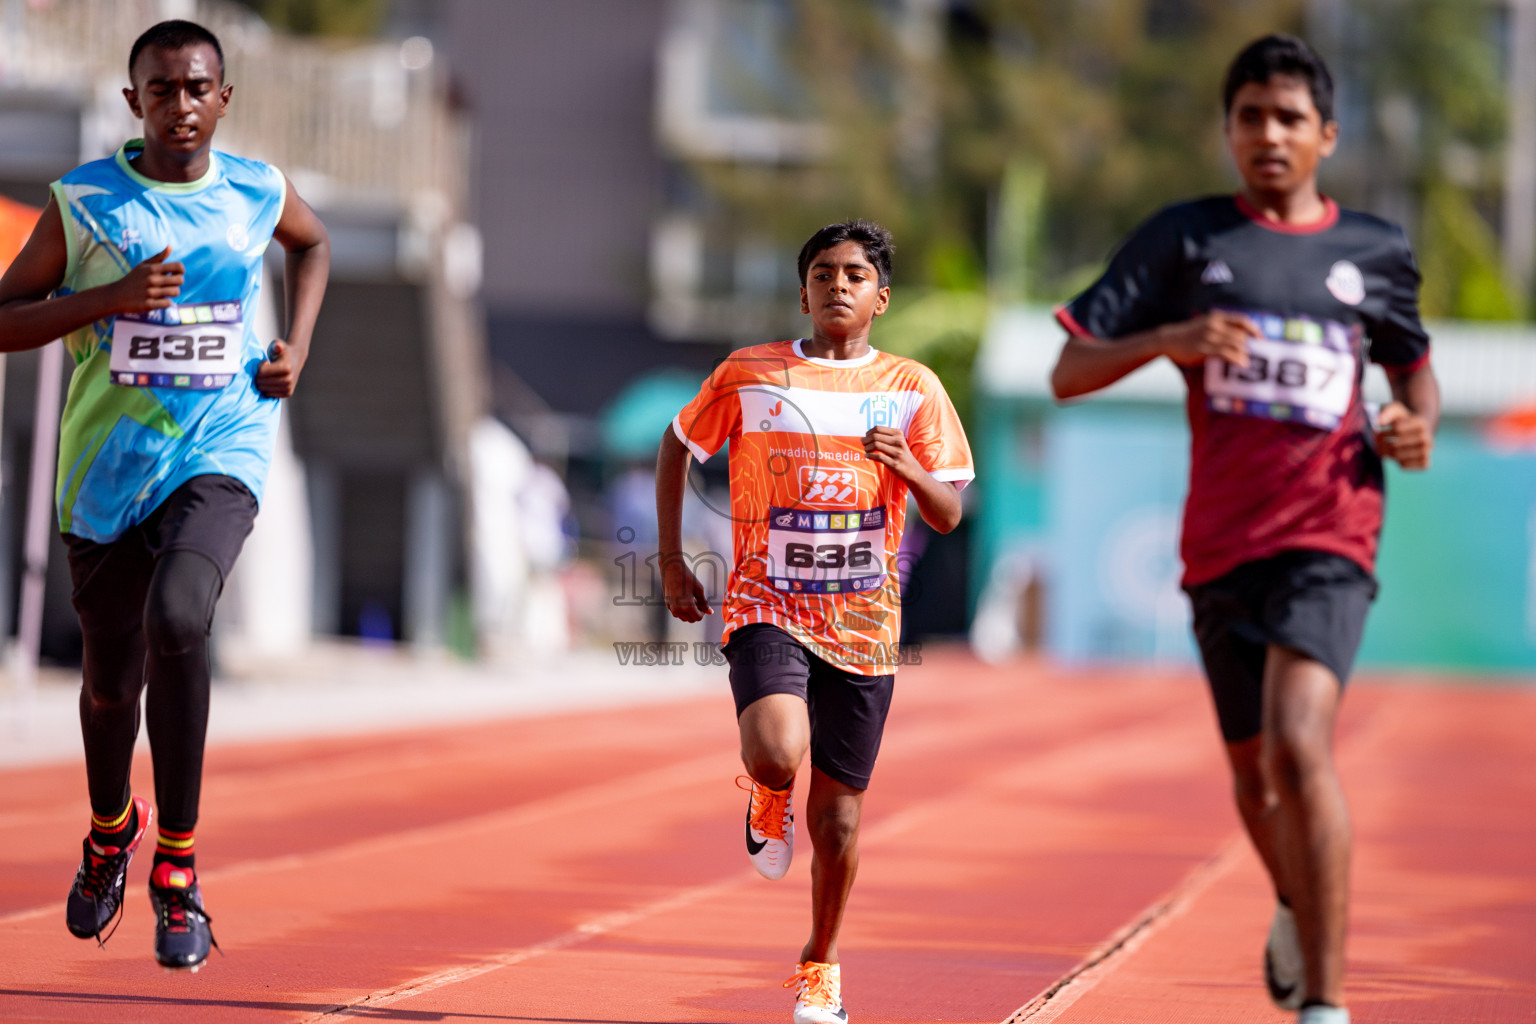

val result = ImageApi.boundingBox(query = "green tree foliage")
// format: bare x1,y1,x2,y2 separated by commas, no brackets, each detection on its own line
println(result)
941,0,1313,293
744,0,1318,296
874,289,989,424
674,0,1519,424
230,0,387,37
1322,0,1520,317
1419,180,1524,319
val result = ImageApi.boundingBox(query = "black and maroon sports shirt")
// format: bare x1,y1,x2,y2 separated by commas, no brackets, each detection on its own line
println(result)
1057,194,1431,586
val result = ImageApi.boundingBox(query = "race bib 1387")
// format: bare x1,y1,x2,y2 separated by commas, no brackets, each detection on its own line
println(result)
1204,309,1358,430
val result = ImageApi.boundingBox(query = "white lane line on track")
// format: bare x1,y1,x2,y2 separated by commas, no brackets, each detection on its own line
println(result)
0,704,725,832
295,869,757,1022
0,668,1180,834
285,713,1212,1021
996,702,1398,1024
289,784,980,1022
998,836,1247,1024
2,701,1224,1021
0,699,1189,926
0,740,559,832
0,752,730,929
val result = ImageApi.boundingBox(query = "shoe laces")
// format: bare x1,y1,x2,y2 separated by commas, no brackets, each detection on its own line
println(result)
74,839,125,901
153,876,224,956
783,961,840,1008
737,776,792,841
72,838,128,946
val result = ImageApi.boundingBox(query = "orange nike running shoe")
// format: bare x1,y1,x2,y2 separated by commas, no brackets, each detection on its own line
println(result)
784,960,846,1023
738,775,794,880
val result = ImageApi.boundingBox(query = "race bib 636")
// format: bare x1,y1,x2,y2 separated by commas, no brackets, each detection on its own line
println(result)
765,505,887,595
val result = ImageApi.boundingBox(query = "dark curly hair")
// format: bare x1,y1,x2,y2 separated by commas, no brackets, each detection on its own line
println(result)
1223,34,1334,124
797,220,895,289
130,20,225,83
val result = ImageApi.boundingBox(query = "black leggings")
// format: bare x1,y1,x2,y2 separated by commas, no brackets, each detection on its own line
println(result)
77,549,224,834
66,474,258,835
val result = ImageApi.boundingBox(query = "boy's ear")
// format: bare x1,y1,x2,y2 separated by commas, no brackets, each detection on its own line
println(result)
800,285,810,315
873,285,890,316
123,86,143,119
1318,117,1339,158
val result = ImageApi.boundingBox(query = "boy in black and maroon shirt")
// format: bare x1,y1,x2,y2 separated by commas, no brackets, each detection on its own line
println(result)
1051,35,1438,1024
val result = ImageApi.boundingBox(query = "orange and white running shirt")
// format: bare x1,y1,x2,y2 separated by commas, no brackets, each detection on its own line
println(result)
672,339,974,675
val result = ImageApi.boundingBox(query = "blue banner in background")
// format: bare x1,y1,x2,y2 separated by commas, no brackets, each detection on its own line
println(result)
1363,428,1536,671
1045,405,1195,664
1019,406,1536,672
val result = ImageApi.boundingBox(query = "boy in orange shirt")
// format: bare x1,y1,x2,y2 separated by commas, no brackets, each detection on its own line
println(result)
656,220,973,1023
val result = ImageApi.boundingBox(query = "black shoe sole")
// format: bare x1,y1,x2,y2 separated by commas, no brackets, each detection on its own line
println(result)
1265,944,1301,1008
157,959,208,972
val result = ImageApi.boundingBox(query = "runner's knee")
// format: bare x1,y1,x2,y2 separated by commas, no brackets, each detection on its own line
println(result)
1224,736,1273,811
742,742,801,788
807,800,860,856
144,551,223,657
1263,726,1333,794
79,633,147,710
1232,759,1275,813
739,699,808,787
80,670,141,713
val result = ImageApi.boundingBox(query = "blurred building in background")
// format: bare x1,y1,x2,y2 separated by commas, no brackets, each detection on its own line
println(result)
1,0,1534,672
0,0,493,666
440,0,718,458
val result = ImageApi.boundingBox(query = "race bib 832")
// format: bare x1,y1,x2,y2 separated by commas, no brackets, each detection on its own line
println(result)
110,301,245,390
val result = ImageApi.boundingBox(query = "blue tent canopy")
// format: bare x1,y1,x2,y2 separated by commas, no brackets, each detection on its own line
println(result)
600,369,707,460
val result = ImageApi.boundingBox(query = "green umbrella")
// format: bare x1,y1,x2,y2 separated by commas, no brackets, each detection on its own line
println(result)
600,369,708,460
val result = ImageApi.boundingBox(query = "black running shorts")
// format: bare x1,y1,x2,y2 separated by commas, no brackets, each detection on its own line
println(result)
65,473,259,626
1183,549,1378,744
723,624,895,791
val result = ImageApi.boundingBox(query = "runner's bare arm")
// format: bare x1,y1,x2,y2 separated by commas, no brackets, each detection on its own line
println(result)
1050,311,1259,400
258,175,329,398
656,427,713,622
1378,361,1439,470
0,197,185,353
861,426,962,534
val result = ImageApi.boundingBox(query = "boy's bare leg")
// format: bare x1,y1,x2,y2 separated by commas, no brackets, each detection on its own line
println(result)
800,767,864,965
1263,645,1351,1007
1224,735,1290,900
739,693,809,789
738,696,865,964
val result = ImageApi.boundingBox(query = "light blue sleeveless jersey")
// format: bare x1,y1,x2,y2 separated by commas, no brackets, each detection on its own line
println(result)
50,140,286,543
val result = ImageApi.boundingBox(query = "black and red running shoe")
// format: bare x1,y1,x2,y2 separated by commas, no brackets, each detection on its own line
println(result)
65,796,151,944
149,861,220,971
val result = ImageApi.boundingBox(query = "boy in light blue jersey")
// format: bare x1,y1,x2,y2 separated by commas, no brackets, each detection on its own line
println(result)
51,134,288,540
0,20,329,970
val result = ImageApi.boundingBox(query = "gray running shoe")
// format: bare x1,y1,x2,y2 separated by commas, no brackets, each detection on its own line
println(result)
1265,902,1305,1010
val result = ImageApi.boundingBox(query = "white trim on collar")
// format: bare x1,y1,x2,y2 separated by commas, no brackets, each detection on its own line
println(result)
793,337,879,368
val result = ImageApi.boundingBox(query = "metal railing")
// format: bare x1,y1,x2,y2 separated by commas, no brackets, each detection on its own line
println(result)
0,0,466,209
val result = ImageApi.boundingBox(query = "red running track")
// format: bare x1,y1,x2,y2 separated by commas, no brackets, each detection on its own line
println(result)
0,652,1531,1023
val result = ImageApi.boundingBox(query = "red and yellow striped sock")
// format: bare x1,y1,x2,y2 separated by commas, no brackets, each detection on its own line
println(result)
89,800,136,850
153,826,195,871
